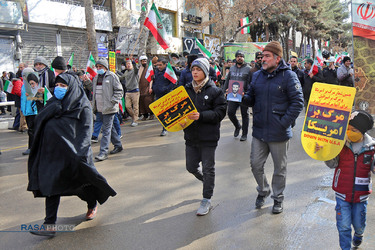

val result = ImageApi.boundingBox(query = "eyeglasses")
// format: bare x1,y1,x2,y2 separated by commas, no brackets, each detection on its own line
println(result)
257,57,263,59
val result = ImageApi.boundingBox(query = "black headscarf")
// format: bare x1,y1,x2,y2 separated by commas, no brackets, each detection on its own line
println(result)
28,73,116,203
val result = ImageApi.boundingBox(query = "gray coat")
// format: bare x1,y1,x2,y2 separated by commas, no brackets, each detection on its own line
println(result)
92,71,123,115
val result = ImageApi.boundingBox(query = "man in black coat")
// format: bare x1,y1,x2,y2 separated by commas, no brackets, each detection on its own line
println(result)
183,58,227,216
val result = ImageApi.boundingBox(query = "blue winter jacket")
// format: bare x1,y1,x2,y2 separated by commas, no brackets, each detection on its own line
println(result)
178,66,193,87
21,85,38,116
242,59,304,142
152,68,175,99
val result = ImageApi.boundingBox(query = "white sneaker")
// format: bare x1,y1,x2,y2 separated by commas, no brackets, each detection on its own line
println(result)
131,122,138,127
196,199,212,216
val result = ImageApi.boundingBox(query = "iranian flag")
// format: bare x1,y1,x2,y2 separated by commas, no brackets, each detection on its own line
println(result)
86,52,97,78
44,87,53,105
164,62,177,84
324,41,330,47
67,52,74,67
144,3,169,50
145,60,154,82
119,97,125,113
214,65,221,77
240,17,250,34
3,80,15,94
194,37,212,59
308,58,319,76
316,49,324,66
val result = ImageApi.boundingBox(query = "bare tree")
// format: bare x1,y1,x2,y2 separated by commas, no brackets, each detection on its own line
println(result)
84,0,98,60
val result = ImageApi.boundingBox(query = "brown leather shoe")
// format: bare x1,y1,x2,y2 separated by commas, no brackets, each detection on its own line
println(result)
86,206,98,220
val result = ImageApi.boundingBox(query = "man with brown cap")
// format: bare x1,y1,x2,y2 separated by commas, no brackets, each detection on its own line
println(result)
243,41,304,214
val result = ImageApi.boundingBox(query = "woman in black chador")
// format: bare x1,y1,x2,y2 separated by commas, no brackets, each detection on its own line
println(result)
28,73,116,236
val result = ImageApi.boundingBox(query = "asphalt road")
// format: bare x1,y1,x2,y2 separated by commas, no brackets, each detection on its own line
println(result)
1,113,375,250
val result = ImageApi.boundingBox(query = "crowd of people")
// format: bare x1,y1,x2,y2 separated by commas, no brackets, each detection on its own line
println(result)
0,42,371,249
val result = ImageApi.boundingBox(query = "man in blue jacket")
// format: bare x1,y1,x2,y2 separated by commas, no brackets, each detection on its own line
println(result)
242,41,304,214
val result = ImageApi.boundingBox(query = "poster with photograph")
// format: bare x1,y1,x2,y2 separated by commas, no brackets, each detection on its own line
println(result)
227,80,244,102
23,72,43,101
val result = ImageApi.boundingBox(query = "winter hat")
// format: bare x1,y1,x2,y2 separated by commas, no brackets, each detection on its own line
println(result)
191,58,210,77
187,54,198,67
52,56,67,70
263,41,283,58
235,50,245,57
34,56,49,67
342,56,351,64
349,110,374,135
27,73,39,83
255,51,263,59
139,55,148,61
96,58,109,69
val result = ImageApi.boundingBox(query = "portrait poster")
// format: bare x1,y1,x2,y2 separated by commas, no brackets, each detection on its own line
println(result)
301,82,356,161
149,86,197,132
227,80,244,102
23,72,43,101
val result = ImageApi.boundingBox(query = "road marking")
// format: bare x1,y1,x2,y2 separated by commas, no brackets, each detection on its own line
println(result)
1,145,27,152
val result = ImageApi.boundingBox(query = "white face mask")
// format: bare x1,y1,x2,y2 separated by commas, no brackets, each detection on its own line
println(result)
121,66,126,70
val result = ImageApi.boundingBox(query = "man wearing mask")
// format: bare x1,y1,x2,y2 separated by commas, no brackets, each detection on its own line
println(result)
323,57,338,85
224,50,252,141
138,55,154,120
92,58,123,161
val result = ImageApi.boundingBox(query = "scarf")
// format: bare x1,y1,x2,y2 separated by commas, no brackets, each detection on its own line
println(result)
192,76,209,93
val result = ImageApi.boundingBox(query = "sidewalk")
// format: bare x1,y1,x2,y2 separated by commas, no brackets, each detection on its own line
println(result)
0,113,14,130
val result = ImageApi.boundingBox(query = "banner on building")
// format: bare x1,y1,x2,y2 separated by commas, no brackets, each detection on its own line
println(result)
203,35,221,59
182,37,204,56
149,86,197,132
301,83,356,161
223,42,268,62
352,0,375,115
116,27,140,55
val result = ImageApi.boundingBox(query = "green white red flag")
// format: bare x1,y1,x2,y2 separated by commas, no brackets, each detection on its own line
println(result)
145,60,154,82
3,80,14,94
86,52,97,78
119,97,125,113
164,62,177,84
308,58,320,76
194,37,212,59
44,87,52,105
144,3,169,50
324,41,330,47
67,52,74,67
316,49,324,66
240,17,250,34
214,65,221,77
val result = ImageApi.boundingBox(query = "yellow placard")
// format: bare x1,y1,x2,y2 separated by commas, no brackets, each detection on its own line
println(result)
109,51,116,73
301,82,356,161
149,86,197,132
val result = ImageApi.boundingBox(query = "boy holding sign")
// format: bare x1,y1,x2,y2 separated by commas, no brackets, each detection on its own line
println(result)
183,58,227,216
322,110,374,249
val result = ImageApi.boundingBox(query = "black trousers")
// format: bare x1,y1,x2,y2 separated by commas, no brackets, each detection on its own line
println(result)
185,145,216,199
44,185,97,224
227,101,249,136
25,115,36,149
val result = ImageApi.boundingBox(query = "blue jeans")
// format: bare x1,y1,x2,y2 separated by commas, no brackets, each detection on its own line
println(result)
93,112,121,138
99,113,122,155
335,197,367,250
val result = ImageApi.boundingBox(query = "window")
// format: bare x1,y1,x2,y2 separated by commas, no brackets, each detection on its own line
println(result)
183,0,196,15
159,9,177,37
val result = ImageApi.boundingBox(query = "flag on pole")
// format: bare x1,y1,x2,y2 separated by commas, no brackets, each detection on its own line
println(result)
240,17,250,34
194,37,212,59
144,3,169,50
145,60,154,82
308,58,319,76
3,80,14,94
316,49,324,66
67,52,74,67
214,65,221,77
164,62,177,84
86,52,97,78
44,87,52,105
